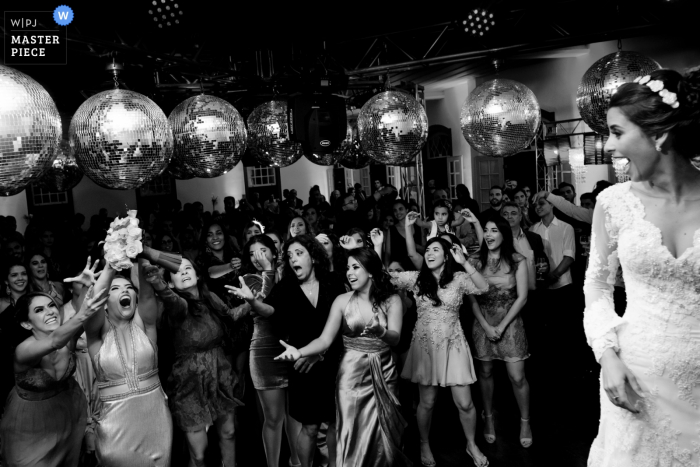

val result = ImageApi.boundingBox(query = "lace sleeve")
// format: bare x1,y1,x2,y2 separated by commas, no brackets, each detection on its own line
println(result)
583,198,625,362
456,271,489,295
390,271,418,291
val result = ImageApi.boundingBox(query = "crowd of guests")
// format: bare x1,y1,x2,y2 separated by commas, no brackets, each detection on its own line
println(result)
0,176,612,467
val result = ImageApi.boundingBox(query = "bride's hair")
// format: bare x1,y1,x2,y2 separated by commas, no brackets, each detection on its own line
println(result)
610,67,700,159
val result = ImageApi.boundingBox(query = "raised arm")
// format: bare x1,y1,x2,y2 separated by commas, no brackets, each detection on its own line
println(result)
535,192,593,224
404,213,424,270
136,259,159,338
15,286,108,370
275,292,346,361
462,209,484,246
208,257,242,280
450,247,489,293
144,266,189,323
82,260,116,344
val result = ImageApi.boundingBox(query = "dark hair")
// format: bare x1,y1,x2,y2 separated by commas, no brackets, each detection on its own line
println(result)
503,189,516,201
346,228,369,248
286,216,311,241
439,232,462,247
512,188,528,200
489,185,503,194
610,67,700,159
242,221,265,244
2,261,27,297
392,199,410,211
558,181,575,194
242,234,279,274
14,291,59,326
432,199,454,225
580,192,596,203
501,201,522,213
320,229,346,274
456,184,472,201
347,248,397,312
475,214,519,274
164,255,226,317
416,237,458,306
281,234,330,282
158,233,181,254
302,205,318,218
592,180,613,197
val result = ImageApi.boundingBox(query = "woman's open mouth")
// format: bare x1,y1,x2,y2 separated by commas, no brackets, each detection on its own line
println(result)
119,295,131,307
45,316,58,325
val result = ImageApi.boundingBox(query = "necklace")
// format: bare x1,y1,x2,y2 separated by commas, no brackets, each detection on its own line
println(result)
300,280,318,296
487,256,501,274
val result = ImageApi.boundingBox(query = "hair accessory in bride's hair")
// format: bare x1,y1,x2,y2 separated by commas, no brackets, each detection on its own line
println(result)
252,219,265,234
634,75,680,109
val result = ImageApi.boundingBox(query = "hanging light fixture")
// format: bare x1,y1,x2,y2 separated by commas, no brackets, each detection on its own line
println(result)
462,8,495,37
36,139,83,192
0,64,62,196
568,147,586,184
338,118,371,169
461,78,540,157
247,100,303,168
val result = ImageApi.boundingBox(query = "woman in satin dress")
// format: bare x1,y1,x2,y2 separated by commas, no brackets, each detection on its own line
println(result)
84,259,173,467
0,285,106,466
270,247,411,467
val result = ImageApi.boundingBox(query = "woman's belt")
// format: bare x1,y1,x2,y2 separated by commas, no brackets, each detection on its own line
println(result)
343,335,389,353
97,369,161,401
15,379,71,401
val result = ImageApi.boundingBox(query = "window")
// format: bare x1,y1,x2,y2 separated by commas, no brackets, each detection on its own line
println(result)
344,169,354,190
138,173,173,197
360,167,370,194
386,166,397,188
447,157,462,199
30,184,67,206
247,166,276,187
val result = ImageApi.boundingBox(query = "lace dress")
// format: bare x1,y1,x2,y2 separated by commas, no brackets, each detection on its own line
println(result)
584,182,700,466
391,271,488,386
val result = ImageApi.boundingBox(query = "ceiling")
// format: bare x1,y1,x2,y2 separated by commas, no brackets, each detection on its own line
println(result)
1,0,695,115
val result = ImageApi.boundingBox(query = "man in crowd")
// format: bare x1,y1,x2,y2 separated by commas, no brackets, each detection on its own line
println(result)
478,186,504,225
334,185,397,237
558,182,576,204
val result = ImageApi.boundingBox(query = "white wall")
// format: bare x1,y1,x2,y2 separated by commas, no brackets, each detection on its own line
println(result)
72,176,137,219
175,162,245,209
279,157,332,205
0,192,29,233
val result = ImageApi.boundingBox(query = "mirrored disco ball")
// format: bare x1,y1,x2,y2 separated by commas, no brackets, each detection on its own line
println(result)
37,139,83,192
70,89,173,190
577,51,660,135
358,91,428,165
167,156,196,180
461,78,541,158
305,151,343,166
0,64,62,196
339,119,371,169
247,100,303,168
169,94,246,178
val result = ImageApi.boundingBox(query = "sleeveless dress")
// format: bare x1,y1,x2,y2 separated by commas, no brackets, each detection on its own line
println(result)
0,352,86,467
93,320,173,466
391,271,488,386
470,255,529,362
584,182,700,466
335,293,411,467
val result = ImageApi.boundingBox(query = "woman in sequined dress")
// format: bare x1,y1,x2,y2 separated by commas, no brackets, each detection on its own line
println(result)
467,216,531,448
373,229,490,467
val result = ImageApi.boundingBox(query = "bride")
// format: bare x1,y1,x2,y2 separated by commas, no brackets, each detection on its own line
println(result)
584,67,700,465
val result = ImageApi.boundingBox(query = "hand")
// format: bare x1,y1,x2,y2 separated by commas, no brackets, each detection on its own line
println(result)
369,228,384,247
339,235,360,250
79,286,109,319
379,186,394,196
143,264,164,284
461,209,479,224
361,313,385,338
484,324,501,342
406,211,420,227
251,250,271,270
64,256,102,287
294,355,320,373
600,349,644,413
532,191,549,205
230,257,242,272
449,244,467,266
225,276,256,301
545,271,559,283
274,340,301,362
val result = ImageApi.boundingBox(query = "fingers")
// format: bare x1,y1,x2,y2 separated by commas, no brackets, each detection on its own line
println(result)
279,340,290,349
239,276,247,288
91,257,100,271
627,374,644,397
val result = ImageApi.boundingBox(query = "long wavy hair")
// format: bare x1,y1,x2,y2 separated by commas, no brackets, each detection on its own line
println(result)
2,260,27,298
200,221,236,261
242,234,279,274
475,214,518,273
12,291,54,348
282,234,330,283
164,254,227,316
286,216,311,241
347,248,397,313
345,227,368,248
416,237,458,306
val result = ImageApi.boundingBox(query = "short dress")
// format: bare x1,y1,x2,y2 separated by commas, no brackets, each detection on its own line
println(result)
469,255,530,362
155,286,243,431
0,353,86,467
391,271,489,386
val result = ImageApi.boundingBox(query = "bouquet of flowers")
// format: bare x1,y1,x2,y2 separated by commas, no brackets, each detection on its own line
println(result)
102,210,143,271
102,209,183,273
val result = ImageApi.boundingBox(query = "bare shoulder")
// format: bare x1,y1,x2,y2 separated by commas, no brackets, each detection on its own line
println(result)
332,291,355,309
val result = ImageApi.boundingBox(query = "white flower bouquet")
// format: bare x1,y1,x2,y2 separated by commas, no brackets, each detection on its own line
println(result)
102,210,143,271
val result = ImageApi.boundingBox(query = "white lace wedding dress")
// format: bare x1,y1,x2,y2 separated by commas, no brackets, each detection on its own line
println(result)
584,182,700,467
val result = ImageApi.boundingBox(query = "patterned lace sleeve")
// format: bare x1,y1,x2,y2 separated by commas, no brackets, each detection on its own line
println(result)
583,195,625,362
390,271,419,291
456,271,489,296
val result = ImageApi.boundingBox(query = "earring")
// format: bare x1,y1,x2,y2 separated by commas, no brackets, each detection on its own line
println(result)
206,247,212,253
655,142,662,152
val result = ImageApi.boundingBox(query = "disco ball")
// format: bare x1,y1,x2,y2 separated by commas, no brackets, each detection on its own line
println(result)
461,78,541,158
357,91,428,165
36,139,83,192
338,119,371,169
247,100,303,168
577,51,660,135
70,89,173,190
169,94,246,178
0,64,62,196
167,156,196,180
305,151,343,166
